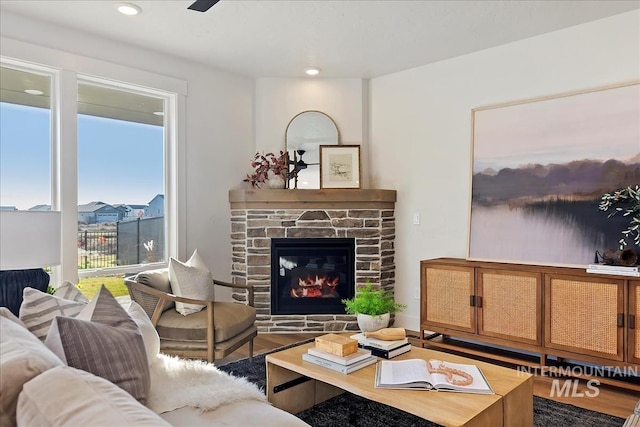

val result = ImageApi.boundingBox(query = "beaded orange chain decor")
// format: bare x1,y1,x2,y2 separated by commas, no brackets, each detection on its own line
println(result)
426,361,474,386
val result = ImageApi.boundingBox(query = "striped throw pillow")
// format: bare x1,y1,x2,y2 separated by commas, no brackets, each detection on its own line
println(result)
45,286,150,403
19,288,86,341
52,281,89,304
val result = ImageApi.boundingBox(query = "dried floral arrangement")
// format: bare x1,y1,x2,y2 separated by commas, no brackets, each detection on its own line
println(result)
243,151,289,188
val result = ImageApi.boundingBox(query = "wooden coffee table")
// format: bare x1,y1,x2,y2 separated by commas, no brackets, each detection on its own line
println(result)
266,342,533,427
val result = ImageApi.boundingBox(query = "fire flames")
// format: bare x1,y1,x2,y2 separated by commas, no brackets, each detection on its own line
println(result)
290,274,339,298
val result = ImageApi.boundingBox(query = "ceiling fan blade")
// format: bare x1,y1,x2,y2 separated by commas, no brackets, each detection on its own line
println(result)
188,0,220,12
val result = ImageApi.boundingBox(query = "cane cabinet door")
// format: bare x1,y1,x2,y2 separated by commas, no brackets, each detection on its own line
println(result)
629,281,640,365
421,262,475,334
477,268,542,346
545,274,624,361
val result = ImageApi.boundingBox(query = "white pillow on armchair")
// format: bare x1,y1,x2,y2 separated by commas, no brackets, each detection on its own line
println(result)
169,249,214,316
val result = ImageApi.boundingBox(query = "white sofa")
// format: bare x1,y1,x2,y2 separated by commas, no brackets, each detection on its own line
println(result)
0,307,308,426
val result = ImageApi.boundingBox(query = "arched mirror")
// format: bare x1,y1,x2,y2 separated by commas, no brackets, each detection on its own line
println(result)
285,111,339,189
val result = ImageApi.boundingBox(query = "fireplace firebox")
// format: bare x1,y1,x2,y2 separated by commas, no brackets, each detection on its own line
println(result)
271,238,355,315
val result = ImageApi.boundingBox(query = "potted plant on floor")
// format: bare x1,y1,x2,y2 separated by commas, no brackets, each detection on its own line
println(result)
342,283,406,332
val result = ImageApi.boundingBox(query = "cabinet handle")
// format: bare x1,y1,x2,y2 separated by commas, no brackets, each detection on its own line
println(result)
468,296,483,308
617,313,624,327
630,314,636,330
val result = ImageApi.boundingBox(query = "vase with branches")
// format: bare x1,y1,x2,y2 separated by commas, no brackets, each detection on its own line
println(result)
243,151,288,188
599,184,640,249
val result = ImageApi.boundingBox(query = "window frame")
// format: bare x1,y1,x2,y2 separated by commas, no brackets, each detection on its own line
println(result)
75,76,174,279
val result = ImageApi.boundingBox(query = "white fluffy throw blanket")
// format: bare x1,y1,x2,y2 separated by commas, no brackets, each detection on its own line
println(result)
147,354,266,414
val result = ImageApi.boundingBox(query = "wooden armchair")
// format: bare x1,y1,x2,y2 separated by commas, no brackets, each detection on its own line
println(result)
124,270,256,363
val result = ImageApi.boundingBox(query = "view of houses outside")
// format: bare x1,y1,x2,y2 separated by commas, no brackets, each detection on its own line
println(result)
1,196,165,270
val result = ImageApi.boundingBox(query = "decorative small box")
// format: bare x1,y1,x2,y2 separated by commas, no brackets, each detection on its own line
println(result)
315,333,358,356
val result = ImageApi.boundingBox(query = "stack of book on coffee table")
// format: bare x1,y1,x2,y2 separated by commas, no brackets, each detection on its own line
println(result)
303,334,378,374
350,332,412,359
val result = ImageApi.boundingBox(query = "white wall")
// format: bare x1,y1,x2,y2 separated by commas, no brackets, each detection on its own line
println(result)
253,78,370,187
370,10,640,329
0,12,254,284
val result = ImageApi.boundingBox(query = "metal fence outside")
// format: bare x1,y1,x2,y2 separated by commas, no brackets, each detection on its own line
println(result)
116,216,165,266
77,216,164,269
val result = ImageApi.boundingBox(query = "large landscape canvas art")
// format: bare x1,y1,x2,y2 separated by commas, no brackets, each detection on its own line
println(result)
469,82,640,266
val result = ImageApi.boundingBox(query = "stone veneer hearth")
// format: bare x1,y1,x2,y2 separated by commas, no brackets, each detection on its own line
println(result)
228,189,397,333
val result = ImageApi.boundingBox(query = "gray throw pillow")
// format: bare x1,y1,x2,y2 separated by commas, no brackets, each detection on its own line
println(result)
45,286,150,403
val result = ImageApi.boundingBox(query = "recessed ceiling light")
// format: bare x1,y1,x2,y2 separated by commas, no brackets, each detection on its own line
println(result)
305,68,320,76
24,89,43,96
153,111,164,116
117,3,142,16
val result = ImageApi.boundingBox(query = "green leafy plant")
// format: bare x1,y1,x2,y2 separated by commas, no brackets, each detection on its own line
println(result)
342,283,405,317
599,185,640,248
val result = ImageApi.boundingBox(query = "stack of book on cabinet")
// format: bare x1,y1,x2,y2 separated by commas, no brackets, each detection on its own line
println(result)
350,332,412,359
586,263,640,277
303,334,378,374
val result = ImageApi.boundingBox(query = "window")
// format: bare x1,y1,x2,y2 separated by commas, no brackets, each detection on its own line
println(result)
1,57,181,289
77,81,167,277
0,66,52,211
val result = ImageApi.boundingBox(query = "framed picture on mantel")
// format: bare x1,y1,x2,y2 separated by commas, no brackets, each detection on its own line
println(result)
320,145,361,189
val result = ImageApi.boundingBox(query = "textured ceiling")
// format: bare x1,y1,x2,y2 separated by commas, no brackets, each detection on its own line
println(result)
1,0,638,78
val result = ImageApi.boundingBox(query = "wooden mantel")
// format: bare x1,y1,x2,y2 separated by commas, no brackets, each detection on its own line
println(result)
228,189,396,210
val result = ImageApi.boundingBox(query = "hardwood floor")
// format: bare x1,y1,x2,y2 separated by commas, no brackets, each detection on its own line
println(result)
214,332,637,420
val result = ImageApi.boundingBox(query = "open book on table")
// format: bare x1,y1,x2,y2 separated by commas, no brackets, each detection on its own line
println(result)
375,358,494,394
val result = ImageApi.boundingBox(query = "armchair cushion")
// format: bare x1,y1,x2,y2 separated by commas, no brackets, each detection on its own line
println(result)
134,269,175,313
157,302,256,343
169,249,215,316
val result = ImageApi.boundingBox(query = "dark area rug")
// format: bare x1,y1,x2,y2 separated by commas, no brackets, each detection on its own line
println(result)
218,341,625,427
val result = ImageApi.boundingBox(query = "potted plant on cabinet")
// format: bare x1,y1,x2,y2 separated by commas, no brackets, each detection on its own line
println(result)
599,184,640,249
598,185,640,265
342,283,406,332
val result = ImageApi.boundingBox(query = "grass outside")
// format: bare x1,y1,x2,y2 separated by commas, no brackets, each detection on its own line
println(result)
77,275,128,299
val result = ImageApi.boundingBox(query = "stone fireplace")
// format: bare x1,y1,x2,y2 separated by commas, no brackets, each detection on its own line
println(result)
228,189,396,332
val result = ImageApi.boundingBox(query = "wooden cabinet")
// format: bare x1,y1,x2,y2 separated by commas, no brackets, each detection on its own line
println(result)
420,258,638,390
544,273,624,361
477,268,542,346
421,263,475,334
630,281,640,365
421,259,543,354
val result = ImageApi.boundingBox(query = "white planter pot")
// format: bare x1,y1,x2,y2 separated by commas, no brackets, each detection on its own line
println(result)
268,174,286,189
356,313,390,332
